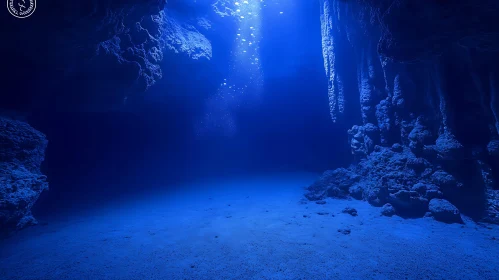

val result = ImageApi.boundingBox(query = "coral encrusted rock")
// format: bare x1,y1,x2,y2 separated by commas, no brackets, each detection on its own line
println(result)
0,117,48,235
304,146,462,219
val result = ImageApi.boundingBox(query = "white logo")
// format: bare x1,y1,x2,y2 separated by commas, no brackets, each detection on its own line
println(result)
7,0,35,18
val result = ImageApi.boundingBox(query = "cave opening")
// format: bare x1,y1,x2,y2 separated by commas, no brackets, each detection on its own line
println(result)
25,0,349,216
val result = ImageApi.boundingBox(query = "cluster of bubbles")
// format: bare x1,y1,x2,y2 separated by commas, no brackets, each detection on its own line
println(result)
197,0,266,137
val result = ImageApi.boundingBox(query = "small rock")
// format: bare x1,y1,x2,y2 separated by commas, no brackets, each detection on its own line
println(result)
381,203,396,217
428,199,462,223
338,228,351,235
316,212,329,216
303,215,309,218
316,200,327,205
342,207,358,216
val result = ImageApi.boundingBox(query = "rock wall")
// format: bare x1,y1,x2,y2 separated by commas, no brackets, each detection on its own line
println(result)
0,1,238,234
308,0,499,223
2,0,217,112
0,117,48,235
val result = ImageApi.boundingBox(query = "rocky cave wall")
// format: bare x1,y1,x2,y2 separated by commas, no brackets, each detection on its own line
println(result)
1,0,239,234
57,0,219,110
2,0,232,112
0,117,48,236
307,0,499,224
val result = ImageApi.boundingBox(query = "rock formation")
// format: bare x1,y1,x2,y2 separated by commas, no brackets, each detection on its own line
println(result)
0,117,49,235
2,0,217,112
308,0,499,224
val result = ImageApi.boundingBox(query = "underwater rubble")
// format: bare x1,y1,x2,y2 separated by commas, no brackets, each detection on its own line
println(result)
305,142,499,224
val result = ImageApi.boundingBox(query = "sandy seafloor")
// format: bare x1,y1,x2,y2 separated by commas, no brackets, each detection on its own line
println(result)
1,173,498,280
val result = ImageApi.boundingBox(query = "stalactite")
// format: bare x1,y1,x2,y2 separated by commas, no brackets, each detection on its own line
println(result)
380,57,392,97
391,73,404,122
359,47,373,124
336,73,345,116
423,64,440,122
490,70,499,136
463,49,499,138
320,0,339,122
431,61,450,135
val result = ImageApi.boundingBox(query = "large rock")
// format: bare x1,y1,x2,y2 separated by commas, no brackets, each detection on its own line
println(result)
428,199,462,224
387,190,428,216
0,117,48,235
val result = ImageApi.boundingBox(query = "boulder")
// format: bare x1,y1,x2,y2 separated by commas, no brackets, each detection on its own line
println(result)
428,199,462,224
387,190,428,216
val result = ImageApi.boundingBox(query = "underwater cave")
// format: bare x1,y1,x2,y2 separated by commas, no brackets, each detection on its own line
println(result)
1,0,499,279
